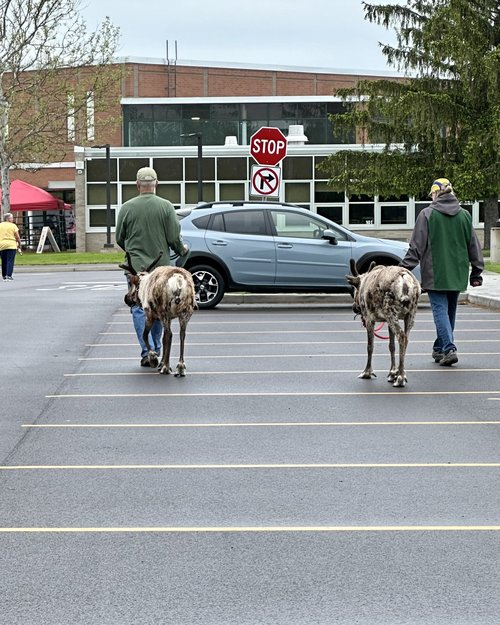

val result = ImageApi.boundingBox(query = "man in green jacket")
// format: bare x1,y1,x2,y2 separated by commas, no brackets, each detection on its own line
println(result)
116,166,188,366
400,178,483,367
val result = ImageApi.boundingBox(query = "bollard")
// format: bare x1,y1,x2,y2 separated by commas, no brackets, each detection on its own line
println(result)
491,227,500,262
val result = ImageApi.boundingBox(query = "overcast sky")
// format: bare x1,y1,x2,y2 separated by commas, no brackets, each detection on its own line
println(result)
81,0,401,74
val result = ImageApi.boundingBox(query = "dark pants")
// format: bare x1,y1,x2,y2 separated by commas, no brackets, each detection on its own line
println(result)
0,249,16,278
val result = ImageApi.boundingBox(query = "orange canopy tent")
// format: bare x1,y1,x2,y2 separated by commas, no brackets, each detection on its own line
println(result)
0,179,72,211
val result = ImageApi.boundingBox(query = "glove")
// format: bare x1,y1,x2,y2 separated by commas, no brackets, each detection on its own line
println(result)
470,277,482,287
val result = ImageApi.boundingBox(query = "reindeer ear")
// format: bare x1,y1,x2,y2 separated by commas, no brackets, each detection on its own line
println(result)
346,275,360,287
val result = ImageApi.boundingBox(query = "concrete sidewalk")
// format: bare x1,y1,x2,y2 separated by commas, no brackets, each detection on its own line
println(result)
15,264,500,310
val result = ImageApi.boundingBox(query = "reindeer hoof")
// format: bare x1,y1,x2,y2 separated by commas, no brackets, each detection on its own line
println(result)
148,352,159,367
174,365,186,377
392,375,407,388
358,371,376,379
159,364,172,375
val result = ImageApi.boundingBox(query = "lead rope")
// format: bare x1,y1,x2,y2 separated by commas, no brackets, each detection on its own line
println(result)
356,315,389,340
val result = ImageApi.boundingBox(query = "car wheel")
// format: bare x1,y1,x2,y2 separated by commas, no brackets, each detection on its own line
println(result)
189,264,226,309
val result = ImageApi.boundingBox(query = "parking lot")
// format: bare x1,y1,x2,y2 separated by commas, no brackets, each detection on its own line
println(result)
1,271,499,625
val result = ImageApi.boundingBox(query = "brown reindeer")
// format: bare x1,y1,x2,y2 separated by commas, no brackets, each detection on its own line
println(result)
346,259,421,387
120,252,196,376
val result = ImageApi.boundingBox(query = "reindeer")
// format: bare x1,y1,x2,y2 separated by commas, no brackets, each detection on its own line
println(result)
120,252,196,376
346,259,421,387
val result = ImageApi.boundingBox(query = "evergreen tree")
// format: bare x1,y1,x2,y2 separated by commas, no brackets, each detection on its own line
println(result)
319,0,500,249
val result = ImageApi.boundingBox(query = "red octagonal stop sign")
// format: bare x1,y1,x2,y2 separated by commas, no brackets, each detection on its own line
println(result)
250,126,287,166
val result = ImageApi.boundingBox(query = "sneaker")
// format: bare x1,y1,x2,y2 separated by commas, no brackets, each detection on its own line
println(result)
140,356,151,367
7,277,13,281
432,351,444,363
439,350,458,367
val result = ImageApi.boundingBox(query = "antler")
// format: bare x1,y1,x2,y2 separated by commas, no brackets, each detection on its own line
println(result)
119,251,137,275
143,251,164,273
349,258,358,277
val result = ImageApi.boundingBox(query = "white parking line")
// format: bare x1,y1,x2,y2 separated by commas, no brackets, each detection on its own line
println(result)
2,462,499,470
78,352,500,361
46,390,500,398
0,525,499,533
63,368,500,377
22,421,500,429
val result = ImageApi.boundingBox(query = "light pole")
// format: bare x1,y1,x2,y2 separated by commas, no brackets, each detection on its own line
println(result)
180,132,203,203
92,143,114,248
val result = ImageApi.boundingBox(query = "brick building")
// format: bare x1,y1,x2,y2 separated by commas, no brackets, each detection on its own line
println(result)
8,59,484,251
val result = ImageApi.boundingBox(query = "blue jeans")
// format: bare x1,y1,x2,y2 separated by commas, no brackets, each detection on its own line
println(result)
131,304,163,358
427,290,460,354
0,249,16,278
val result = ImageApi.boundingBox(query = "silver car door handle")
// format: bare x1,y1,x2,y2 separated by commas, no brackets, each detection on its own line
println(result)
211,240,228,246
277,243,293,248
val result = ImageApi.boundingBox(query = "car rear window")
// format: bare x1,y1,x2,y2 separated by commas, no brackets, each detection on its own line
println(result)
191,215,211,229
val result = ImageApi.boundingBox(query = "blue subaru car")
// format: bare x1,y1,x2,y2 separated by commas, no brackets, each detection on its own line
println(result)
176,201,416,309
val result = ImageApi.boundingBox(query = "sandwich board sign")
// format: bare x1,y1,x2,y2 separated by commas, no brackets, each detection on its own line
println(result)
36,226,61,253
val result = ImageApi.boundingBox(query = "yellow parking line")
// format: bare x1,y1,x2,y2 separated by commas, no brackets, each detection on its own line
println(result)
0,525,499,533
1,462,499,470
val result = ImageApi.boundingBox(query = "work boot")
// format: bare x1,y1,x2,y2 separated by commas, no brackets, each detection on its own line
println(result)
439,350,458,366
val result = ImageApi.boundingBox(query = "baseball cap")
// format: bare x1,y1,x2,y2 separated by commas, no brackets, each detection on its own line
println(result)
136,167,158,182
429,178,451,195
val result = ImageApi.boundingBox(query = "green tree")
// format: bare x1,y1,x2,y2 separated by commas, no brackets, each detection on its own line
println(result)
319,0,500,249
0,0,121,217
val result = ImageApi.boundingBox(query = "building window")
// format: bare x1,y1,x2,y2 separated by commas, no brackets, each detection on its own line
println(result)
185,183,215,204
185,157,215,181
219,183,245,201
314,182,345,203
380,205,407,225
89,209,116,228
283,157,313,180
153,158,183,181
217,157,248,180
87,184,117,205
119,159,150,181
157,184,181,205
349,194,374,225
285,182,311,205
317,205,344,224
87,158,117,182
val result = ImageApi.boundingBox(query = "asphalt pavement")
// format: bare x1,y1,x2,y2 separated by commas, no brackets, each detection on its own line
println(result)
16,263,500,310
1,269,499,624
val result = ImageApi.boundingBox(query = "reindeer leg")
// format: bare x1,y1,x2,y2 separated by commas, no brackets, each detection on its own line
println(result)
392,313,416,387
143,309,158,368
359,322,376,379
175,316,188,377
387,326,397,383
159,318,173,375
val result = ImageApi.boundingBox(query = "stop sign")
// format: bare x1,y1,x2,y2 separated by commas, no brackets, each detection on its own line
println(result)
250,127,287,166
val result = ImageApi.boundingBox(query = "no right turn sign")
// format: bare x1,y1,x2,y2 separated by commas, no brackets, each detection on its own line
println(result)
250,164,281,197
